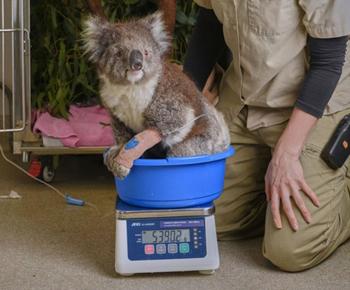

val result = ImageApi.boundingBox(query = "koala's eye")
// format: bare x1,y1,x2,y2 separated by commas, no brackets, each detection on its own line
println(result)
116,51,122,58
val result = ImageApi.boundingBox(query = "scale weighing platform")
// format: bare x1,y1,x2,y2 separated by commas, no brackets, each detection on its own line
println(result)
115,198,220,275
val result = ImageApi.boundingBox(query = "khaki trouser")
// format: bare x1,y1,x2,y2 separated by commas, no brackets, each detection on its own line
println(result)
216,106,350,272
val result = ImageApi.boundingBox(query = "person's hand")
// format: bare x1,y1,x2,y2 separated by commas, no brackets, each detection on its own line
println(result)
202,68,219,104
265,146,320,231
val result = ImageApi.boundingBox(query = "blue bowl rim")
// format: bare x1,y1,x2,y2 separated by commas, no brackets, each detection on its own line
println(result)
132,145,235,167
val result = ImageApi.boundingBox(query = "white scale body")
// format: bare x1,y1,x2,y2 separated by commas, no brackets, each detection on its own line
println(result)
115,200,220,275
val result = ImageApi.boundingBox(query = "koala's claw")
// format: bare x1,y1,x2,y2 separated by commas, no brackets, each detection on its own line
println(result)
106,157,131,179
104,146,131,179
113,163,131,180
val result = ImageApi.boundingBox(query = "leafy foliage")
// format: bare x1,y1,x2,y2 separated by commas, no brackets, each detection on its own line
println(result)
31,0,197,118
173,0,198,63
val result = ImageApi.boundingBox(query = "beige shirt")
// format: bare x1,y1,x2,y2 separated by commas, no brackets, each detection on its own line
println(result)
194,0,350,130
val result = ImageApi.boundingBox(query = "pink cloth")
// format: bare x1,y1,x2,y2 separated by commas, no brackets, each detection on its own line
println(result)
33,105,116,147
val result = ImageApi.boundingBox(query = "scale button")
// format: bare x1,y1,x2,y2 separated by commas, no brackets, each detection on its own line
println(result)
168,244,178,254
156,244,167,254
144,244,155,255
179,243,190,254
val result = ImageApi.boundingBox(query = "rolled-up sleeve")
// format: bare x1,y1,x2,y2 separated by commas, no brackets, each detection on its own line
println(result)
193,0,212,9
299,0,350,38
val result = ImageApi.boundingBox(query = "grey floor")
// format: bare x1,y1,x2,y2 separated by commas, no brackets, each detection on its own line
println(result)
0,134,349,290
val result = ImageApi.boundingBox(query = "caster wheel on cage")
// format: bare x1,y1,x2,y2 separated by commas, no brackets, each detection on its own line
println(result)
40,163,55,183
28,156,56,183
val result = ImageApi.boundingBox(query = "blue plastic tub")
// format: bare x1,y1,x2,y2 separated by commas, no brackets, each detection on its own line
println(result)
115,146,235,208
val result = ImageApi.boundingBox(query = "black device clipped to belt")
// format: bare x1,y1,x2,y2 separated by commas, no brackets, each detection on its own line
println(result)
321,114,350,169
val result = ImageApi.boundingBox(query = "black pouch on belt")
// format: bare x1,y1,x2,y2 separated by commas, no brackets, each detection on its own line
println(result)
321,114,350,169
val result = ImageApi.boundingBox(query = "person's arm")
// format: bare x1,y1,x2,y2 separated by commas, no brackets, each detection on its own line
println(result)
265,36,348,231
183,7,227,91
295,36,348,118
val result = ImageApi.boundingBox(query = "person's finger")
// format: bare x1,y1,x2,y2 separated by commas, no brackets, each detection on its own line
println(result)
299,179,320,207
264,170,271,201
265,179,271,201
203,69,215,92
290,183,311,224
271,186,282,229
203,90,218,104
281,185,299,231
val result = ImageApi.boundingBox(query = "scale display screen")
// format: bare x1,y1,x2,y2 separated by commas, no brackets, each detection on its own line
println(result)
127,217,206,260
142,229,190,244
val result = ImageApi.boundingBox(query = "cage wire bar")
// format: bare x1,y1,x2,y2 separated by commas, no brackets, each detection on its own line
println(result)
0,0,29,133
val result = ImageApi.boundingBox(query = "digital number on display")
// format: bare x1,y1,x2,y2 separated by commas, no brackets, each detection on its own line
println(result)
142,229,190,244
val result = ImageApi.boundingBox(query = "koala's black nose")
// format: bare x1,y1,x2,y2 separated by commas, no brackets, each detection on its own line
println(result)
129,50,143,71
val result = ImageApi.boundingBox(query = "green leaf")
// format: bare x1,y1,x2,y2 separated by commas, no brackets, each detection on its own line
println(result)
78,76,97,94
50,5,57,29
79,59,87,74
48,60,54,75
176,10,188,25
123,0,139,5
188,16,197,26
58,40,66,73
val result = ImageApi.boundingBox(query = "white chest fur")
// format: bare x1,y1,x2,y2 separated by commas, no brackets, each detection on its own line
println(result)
100,75,158,133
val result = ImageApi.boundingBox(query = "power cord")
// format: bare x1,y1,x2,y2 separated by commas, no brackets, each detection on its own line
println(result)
0,142,102,216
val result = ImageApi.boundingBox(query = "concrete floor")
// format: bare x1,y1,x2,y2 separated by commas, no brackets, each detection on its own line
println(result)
0,133,350,290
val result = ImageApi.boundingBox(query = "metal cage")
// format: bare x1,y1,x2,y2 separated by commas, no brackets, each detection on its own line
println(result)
0,0,30,134
1,1,105,180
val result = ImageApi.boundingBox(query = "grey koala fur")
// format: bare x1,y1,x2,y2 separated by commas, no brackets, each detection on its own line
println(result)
83,12,230,179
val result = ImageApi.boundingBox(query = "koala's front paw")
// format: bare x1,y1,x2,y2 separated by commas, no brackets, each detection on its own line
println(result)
103,146,131,179
103,146,120,171
113,163,130,180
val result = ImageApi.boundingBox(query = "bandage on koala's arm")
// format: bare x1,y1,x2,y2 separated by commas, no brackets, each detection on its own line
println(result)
115,128,162,169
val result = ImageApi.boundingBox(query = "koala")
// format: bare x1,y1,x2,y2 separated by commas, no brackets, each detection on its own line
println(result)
83,12,230,179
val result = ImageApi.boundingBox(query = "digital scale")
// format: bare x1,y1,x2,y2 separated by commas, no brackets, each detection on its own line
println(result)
112,146,234,275
115,199,220,276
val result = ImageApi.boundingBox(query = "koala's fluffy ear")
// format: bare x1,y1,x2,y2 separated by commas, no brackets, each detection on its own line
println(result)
82,16,117,63
141,11,170,55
